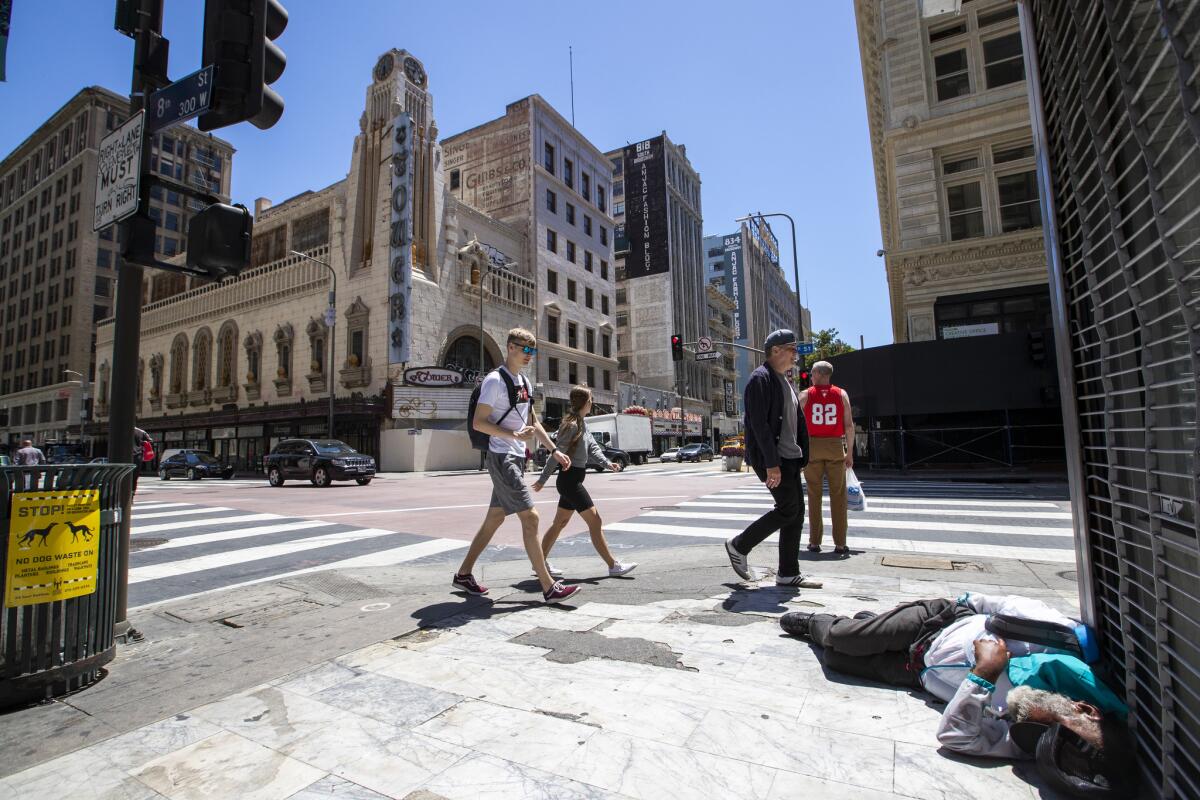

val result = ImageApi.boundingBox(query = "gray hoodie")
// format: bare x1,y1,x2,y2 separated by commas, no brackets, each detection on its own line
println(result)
537,417,612,483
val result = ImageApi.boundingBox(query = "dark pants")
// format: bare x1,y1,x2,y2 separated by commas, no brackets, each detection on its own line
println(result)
731,457,805,578
808,598,962,688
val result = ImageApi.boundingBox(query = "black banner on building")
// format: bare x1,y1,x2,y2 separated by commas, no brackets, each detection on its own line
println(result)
723,233,747,341
622,136,668,279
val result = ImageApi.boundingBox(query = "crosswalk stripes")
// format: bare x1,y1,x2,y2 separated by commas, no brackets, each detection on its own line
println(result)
604,484,1077,564
133,477,268,494
127,500,464,610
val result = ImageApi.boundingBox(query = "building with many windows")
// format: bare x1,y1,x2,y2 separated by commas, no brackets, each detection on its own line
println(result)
855,0,1047,343
607,133,712,447
94,50,535,472
443,96,618,424
0,86,233,449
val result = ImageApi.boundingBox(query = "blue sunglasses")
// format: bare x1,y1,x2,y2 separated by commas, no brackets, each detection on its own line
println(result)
521,345,538,355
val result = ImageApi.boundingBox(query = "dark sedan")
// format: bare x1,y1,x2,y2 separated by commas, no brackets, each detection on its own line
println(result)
678,443,715,462
263,439,376,487
158,450,235,480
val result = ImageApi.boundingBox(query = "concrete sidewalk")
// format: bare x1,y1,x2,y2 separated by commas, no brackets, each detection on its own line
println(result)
0,543,1081,799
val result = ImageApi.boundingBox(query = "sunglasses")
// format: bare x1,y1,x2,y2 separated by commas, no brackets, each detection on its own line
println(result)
520,345,538,355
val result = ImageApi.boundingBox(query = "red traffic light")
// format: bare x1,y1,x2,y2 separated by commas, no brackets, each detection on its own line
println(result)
670,334,683,361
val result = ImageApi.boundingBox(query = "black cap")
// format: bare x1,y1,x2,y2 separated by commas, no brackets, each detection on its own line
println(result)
764,329,797,353
1009,722,1137,799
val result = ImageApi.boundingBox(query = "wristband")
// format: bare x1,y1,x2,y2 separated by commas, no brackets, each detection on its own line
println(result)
966,673,996,693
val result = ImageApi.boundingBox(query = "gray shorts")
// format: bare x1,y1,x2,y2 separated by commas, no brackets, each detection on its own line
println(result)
487,451,535,514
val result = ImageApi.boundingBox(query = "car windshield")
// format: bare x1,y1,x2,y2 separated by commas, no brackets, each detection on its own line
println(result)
194,453,221,465
314,441,357,455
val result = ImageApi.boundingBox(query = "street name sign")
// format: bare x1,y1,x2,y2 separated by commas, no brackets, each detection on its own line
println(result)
93,111,144,231
797,342,815,355
695,351,721,362
149,66,214,133
697,336,713,353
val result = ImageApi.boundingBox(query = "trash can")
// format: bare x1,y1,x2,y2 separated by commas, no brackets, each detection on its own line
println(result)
0,463,136,708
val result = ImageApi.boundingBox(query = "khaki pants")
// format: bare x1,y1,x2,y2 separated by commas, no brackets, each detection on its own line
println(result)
805,436,848,547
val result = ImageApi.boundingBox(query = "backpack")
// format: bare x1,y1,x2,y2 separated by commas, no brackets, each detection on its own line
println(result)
141,439,155,462
984,613,1100,663
467,369,527,451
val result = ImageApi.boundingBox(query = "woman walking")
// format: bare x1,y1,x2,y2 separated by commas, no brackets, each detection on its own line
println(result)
534,386,637,578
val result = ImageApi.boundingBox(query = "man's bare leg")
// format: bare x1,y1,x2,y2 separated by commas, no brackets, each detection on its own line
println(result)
457,506,507,576
518,508,555,592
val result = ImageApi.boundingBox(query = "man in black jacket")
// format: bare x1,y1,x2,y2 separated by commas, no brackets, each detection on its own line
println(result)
725,330,821,588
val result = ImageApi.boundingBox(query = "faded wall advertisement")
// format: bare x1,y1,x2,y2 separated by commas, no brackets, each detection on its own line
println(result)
444,121,530,219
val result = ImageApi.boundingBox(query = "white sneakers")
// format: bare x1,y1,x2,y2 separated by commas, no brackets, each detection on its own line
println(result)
775,574,823,588
608,561,638,577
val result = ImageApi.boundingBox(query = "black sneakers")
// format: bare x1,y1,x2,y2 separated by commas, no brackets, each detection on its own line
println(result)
779,611,813,638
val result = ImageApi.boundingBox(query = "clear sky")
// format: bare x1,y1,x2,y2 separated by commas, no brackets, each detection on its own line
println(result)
1,0,892,346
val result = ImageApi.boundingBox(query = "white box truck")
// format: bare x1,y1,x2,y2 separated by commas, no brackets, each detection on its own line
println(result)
586,413,653,465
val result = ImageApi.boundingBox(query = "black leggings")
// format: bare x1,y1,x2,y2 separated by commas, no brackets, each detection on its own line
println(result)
556,466,594,512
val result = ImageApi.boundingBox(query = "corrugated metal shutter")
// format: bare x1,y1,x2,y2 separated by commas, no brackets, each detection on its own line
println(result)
1029,1,1200,797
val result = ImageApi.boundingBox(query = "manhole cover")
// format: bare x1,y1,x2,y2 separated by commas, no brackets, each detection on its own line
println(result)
130,538,168,552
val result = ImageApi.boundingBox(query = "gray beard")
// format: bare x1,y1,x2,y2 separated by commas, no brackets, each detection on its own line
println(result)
1008,685,1078,722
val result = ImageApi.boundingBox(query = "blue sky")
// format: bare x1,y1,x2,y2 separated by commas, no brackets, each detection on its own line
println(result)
1,0,892,346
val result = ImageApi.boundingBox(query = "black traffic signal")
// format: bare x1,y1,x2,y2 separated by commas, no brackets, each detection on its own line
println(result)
797,370,811,389
671,334,683,361
198,0,288,131
187,203,253,280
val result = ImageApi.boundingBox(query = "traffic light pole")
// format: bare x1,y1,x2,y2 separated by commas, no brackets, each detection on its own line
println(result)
108,0,165,641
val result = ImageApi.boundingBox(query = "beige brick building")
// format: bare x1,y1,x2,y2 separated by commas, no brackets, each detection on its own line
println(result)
855,0,1050,343
95,50,535,472
0,87,233,452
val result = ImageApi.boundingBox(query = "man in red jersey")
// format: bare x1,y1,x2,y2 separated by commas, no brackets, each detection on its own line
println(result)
800,360,855,555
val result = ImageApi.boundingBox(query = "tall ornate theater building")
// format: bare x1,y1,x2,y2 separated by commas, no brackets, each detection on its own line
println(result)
95,51,536,471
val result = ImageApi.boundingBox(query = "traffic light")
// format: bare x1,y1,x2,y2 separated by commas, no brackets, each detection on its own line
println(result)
198,0,288,131
187,203,253,280
797,370,811,389
671,334,683,361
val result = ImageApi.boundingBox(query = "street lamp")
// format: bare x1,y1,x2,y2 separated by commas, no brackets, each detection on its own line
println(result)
289,251,336,439
736,212,803,339
64,369,89,453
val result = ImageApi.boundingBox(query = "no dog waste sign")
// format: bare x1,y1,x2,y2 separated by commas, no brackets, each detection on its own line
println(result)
5,490,101,607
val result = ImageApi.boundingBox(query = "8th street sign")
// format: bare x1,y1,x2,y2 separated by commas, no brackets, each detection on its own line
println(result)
93,111,144,231
149,66,214,133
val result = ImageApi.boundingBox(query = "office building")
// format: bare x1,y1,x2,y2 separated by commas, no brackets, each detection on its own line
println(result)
443,96,618,422
855,0,1048,343
607,133,711,446
0,86,233,448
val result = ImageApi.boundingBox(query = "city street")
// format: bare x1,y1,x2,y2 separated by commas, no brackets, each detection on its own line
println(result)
125,462,1073,610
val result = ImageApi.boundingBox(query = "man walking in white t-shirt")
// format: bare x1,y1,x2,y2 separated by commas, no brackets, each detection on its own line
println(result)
453,328,579,603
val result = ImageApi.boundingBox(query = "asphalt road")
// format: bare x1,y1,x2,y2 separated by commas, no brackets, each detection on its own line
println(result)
125,463,1073,610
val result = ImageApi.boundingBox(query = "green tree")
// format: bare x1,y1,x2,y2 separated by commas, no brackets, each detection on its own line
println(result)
804,328,855,370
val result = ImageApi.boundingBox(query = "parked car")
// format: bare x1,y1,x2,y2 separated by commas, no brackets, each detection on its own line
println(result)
659,448,680,463
159,450,235,481
263,439,376,487
678,443,715,463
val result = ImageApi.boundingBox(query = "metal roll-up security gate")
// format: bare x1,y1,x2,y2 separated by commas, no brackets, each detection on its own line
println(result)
0,464,136,708
1026,1,1200,796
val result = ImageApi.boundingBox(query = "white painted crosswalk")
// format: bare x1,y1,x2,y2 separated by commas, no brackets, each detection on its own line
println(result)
604,483,1076,564
127,500,465,609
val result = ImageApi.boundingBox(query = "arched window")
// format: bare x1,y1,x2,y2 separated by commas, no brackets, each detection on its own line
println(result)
169,334,188,395
217,322,238,388
192,327,213,391
443,335,495,383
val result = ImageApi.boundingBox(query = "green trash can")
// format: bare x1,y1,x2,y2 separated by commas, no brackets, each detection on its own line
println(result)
0,463,136,708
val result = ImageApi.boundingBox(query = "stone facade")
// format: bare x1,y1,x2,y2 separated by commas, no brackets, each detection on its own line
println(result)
854,0,1049,342
0,87,233,449
443,96,618,423
95,50,534,472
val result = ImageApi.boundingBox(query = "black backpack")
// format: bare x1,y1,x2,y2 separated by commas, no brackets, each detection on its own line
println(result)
467,369,527,451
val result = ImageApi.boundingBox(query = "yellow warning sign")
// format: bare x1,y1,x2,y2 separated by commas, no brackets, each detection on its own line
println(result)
5,490,101,608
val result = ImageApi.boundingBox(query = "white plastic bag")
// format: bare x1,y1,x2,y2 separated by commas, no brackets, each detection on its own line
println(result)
846,468,867,512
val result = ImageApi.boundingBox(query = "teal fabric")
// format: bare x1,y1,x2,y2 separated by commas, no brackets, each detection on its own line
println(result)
1007,654,1128,720
966,672,996,692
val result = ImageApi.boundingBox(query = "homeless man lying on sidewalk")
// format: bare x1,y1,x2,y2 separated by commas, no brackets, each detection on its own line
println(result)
780,593,1137,799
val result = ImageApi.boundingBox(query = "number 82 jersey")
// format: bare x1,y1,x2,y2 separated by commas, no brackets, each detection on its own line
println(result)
804,385,846,437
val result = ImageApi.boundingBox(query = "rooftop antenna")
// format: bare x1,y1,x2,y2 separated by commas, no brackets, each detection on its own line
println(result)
569,46,576,127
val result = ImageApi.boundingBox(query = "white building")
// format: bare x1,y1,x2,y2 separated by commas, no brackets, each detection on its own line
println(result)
95,50,536,472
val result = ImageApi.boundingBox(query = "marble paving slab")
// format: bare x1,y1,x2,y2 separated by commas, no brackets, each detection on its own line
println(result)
893,741,1039,800
132,729,325,800
312,671,462,729
0,747,170,800
418,752,631,800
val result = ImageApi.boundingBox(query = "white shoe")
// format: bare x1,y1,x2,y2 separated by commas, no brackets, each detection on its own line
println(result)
608,561,638,577
776,574,823,588
533,560,565,578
